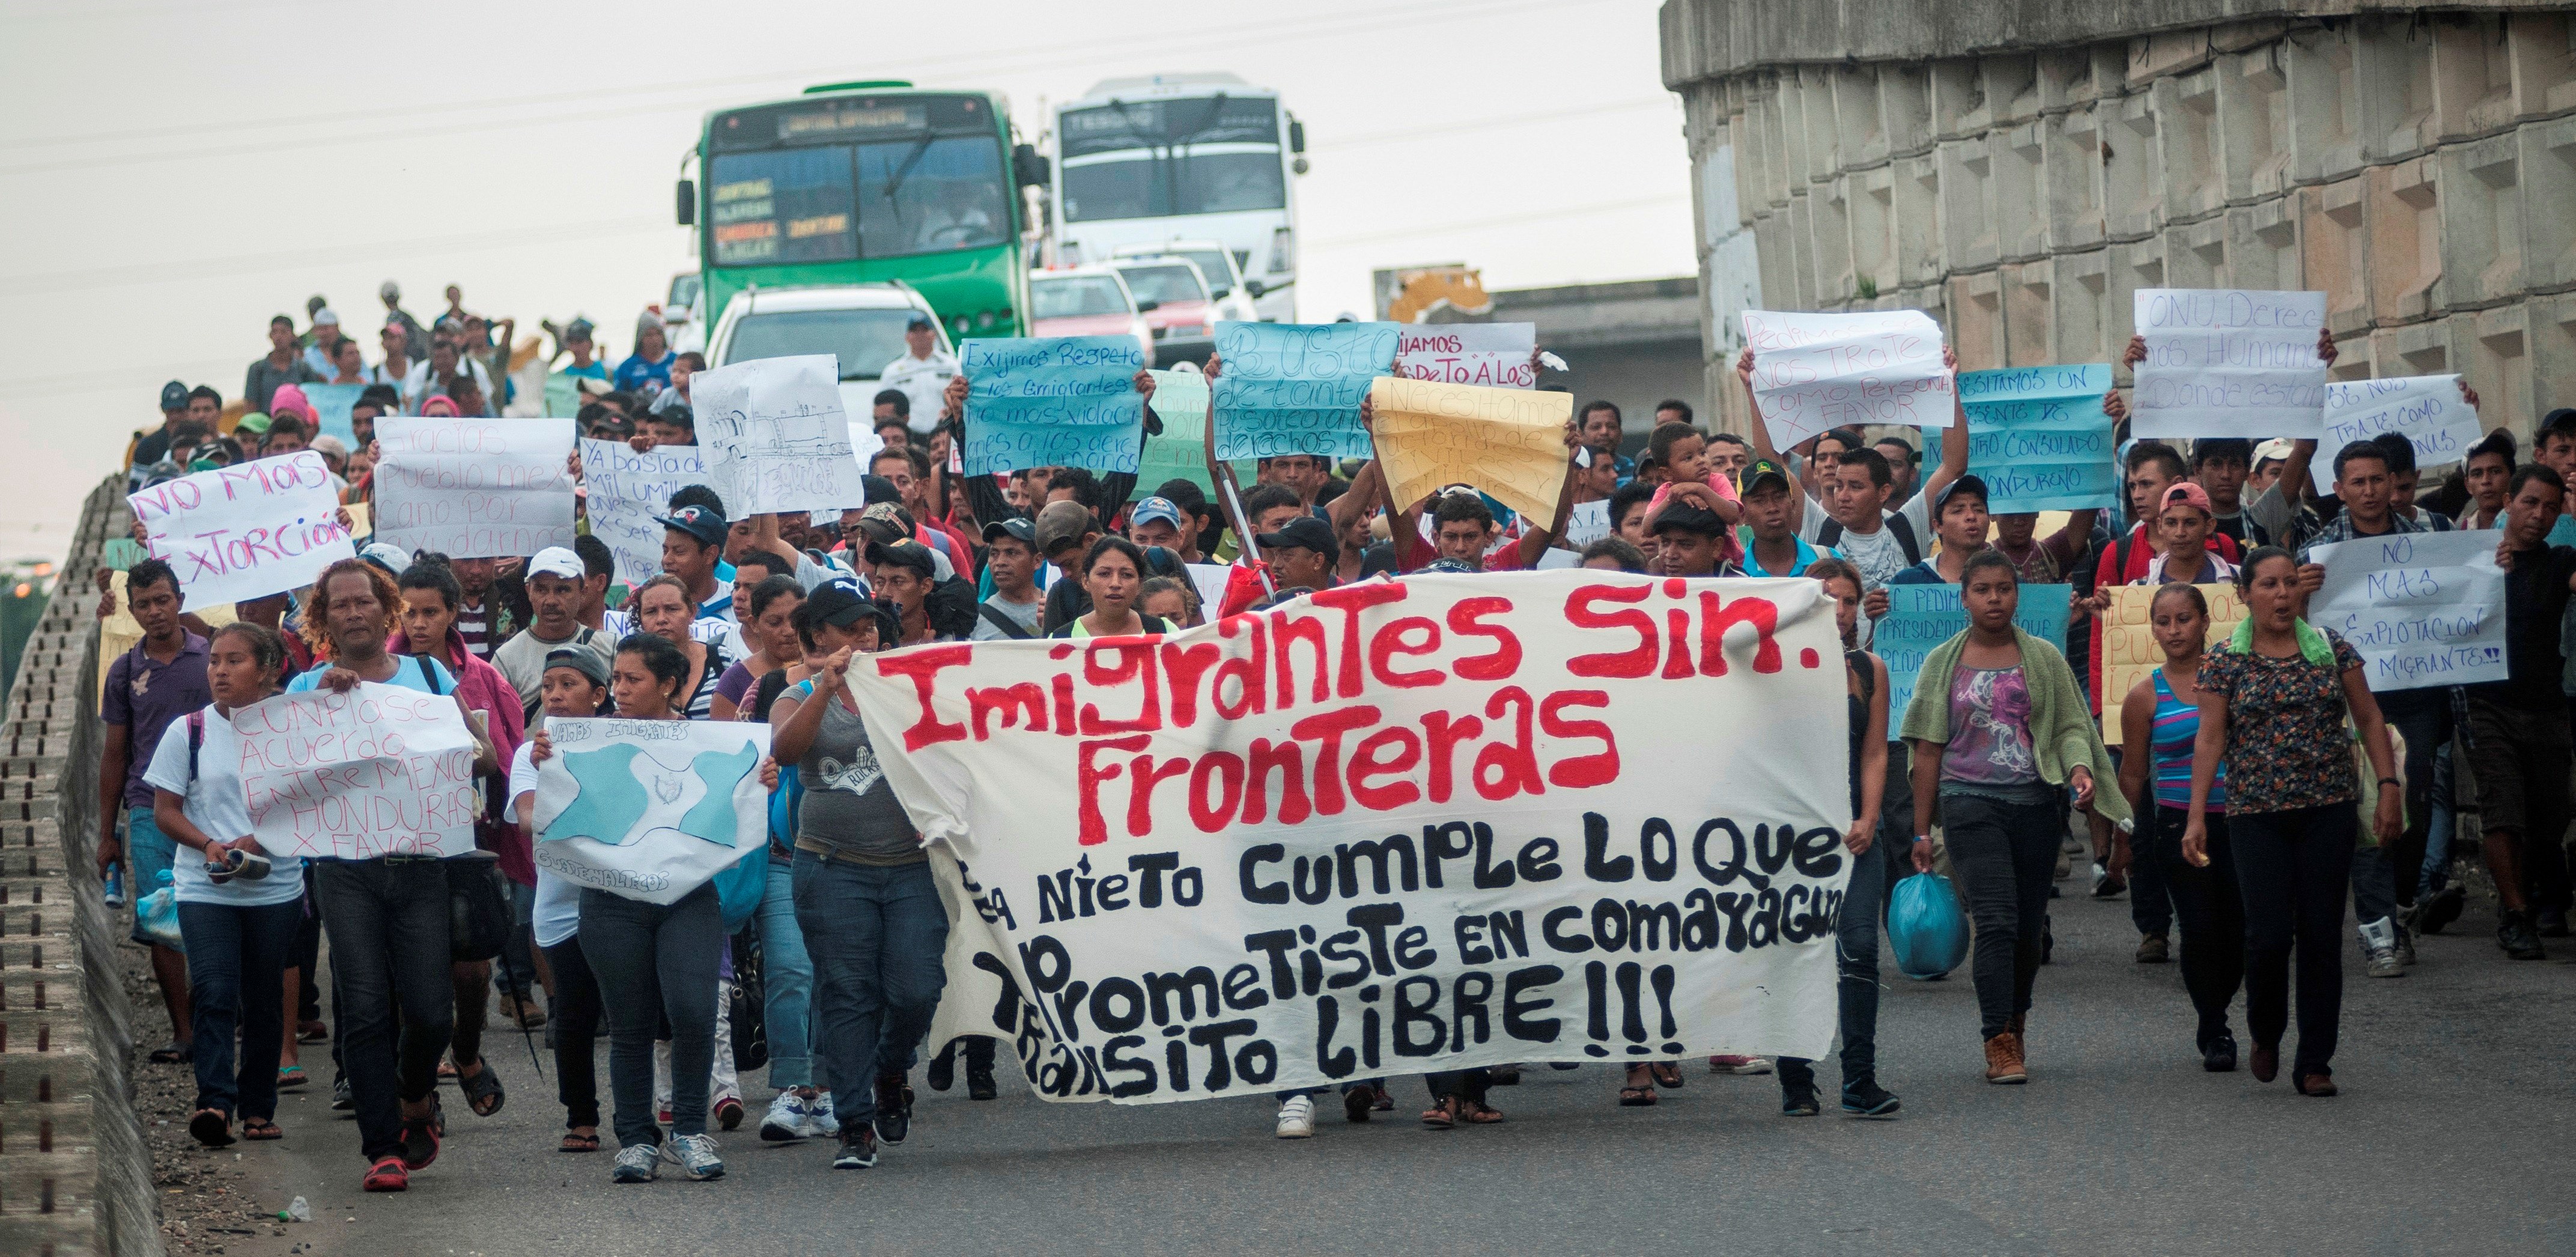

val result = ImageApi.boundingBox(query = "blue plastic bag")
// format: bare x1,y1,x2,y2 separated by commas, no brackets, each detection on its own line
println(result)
713,846,769,933
1888,871,1969,980
135,870,184,951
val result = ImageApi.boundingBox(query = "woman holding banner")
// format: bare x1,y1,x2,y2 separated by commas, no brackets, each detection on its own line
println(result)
511,650,615,1153
1901,552,2126,1086
2184,548,2403,1097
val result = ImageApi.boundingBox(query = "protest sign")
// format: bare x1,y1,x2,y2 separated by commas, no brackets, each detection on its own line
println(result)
845,422,886,474
544,373,583,418
373,416,576,559
1394,323,1537,389
1563,500,1613,548
234,684,480,859
846,571,1852,1103
961,336,1147,475
2304,374,2480,486
127,451,354,607
1954,364,2117,513
690,354,870,515
2130,289,2328,438
2309,530,2507,691
302,383,365,447
1136,369,1254,497
1367,378,1574,526
1740,310,1954,450
2097,583,2248,744
1212,321,1402,461
1875,583,2073,720
579,440,710,588
532,718,773,906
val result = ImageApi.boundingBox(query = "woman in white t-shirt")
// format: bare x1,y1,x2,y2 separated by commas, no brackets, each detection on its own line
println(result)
508,648,615,1153
146,623,307,1148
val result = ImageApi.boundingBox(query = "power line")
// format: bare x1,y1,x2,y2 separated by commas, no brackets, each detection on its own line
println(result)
1314,97,1672,152
1304,193,1689,251
0,214,672,296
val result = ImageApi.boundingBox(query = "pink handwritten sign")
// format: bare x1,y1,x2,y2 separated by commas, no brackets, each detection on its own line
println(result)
234,684,479,859
126,451,354,606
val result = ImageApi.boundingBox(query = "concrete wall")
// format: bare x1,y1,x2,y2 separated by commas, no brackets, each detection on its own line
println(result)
1,478,162,1257
1661,1,2576,443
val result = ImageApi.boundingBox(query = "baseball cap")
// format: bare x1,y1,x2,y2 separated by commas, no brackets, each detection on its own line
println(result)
378,280,401,300
1130,496,1183,532
2160,480,2214,516
160,381,189,411
234,412,273,435
527,547,585,581
905,313,935,330
564,318,595,341
1739,458,1793,496
865,538,937,580
311,434,348,459
313,307,340,327
1034,500,1096,557
654,504,728,548
804,577,875,628
2250,437,2295,468
860,473,900,506
1254,515,1337,556
1651,500,1728,537
1931,473,1990,516
359,541,412,574
542,647,610,689
982,517,1036,547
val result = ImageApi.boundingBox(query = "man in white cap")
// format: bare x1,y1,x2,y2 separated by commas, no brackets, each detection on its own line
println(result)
380,280,431,362
879,313,956,435
491,547,615,729
301,309,346,377
2246,438,2294,501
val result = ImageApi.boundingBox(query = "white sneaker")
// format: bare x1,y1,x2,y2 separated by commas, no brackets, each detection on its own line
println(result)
610,1142,661,1184
804,1089,840,1138
759,1092,806,1142
670,1132,724,1181
1274,1095,1316,1139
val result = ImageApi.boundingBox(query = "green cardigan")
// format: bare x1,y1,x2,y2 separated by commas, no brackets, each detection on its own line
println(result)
1897,626,2132,827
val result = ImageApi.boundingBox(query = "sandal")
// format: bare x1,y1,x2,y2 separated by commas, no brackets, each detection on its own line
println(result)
242,1118,282,1141
150,1041,190,1065
1650,1062,1686,1089
458,1059,505,1117
189,1108,235,1147
1420,1097,1459,1128
437,1059,459,1083
297,1020,330,1044
1457,1101,1505,1125
277,1065,308,1089
1617,1086,1658,1107
559,1129,601,1153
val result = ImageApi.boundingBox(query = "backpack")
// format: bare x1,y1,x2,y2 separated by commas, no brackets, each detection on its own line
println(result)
1817,510,1922,566
976,602,1036,640
924,575,979,640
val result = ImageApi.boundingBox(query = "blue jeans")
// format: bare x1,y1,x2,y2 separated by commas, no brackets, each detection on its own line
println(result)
1778,825,1889,1093
756,858,818,1089
580,883,722,1148
792,855,948,1124
128,807,178,946
176,899,301,1121
2421,742,2456,894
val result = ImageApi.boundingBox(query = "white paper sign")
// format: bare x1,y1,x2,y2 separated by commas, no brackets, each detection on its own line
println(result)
1740,309,1954,449
1185,562,1231,619
2304,374,2479,486
690,354,870,515
531,718,774,905
578,440,710,588
846,422,887,474
1394,323,1538,389
373,417,577,558
2130,288,2328,438
234,684,479,859
2310,529,2508,691
126,452,354,605
1563,498,1613,547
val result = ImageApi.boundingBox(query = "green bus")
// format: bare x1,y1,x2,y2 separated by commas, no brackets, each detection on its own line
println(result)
678,81,1050,341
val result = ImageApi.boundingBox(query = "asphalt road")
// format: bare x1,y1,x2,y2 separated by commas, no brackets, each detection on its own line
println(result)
161,886,2576,1257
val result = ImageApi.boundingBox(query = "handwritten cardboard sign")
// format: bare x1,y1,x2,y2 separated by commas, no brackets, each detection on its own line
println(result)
1953,363,2116,513
579,440,709,589
1394,323,1536,389
961,336,1147,475
1876,583,2073,722
234,684,479,859
2098,583,2248,745
1212,321,1401,461
301,383,366,447
532,717,773,906
2310,529,2507,691
2304,374,2480,486
2130,288,2329,438
127,451,355,607
1741,309,1954,450
690,354,870,515
1368,377,1572,525
373,416,577,559
1134,368,1255,497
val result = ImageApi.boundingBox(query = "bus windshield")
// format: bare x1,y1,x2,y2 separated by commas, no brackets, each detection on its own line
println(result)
1063,153,1283,222
1031,276,1130,320
708,135,1010,265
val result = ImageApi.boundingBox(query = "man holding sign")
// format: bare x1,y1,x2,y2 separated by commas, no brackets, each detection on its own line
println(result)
2467,468,2576,959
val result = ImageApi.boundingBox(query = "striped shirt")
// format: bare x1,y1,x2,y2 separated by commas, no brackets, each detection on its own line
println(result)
2151,668,2225,812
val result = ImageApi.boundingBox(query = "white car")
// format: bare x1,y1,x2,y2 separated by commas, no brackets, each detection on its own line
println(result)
703,283,952,420
1028,267,1156,368
1113,240,1261,324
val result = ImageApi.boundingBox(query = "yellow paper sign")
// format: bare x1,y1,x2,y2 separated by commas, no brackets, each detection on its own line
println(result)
1367,377,1573,526
2099,582,2246,746
96,569,238,707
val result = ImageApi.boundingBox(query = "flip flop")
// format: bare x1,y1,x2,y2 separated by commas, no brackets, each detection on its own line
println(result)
276,1065,308,1089
1650,1062,1685,1089
242,1118,282,1141
1618,1086,1658,1107
559,1130,601,1153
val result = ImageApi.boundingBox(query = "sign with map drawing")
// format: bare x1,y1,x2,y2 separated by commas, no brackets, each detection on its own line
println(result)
530,718,774,905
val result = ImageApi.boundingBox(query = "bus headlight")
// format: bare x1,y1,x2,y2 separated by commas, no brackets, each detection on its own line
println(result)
1268,226,1294,274
976,309,996,330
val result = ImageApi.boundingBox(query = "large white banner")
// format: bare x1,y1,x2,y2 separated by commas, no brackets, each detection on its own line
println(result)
689,354,870,516
2305,374,2480,486
373,416,577,558
2310,529,2507,691
2130,288,2329,438
1395,323,1537,389
847,572,1850,1103
531,718,773,906
127,451,354,605
234,685,479,858
579,440,710,588
1740,309,1953,449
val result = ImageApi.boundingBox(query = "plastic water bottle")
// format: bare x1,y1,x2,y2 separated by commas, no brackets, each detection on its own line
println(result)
276,1196,311,1223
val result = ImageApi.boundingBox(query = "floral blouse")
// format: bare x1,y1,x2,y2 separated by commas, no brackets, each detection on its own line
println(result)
2199,632,2364,815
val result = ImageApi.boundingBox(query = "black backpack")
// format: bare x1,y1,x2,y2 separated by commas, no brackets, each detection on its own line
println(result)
1817,510,1922,566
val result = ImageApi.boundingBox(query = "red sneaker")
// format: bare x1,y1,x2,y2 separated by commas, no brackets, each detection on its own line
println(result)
362,1156,409,1192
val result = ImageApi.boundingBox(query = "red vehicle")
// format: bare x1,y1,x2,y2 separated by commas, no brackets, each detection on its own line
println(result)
1108,257,1215,365
1028,267,1155,366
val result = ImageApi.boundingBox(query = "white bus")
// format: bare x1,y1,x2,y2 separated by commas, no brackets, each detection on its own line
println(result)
1051,73,1303,322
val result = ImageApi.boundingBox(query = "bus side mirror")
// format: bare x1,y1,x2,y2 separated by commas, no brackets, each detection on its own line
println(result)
675,180,696,226
1135,300,1161,314
1013,144,1050,189
1245,279,1266,299
1289,119,1305,154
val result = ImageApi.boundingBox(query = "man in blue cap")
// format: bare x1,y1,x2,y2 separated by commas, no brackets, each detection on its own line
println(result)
655,504,733,619
1126,495,1189,555
130,381,192,481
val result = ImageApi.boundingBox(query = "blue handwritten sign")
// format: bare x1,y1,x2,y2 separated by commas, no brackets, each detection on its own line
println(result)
302,383,365,447
1945,363,2116,513
961,336,1147,475
1875,583,2073,722
1212,321,1401,461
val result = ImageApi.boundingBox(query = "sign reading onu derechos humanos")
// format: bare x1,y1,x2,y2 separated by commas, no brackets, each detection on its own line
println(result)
847,572,1852,1103
2129,288,2330,438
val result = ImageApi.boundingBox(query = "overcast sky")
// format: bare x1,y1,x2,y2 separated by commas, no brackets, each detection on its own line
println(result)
0,0,1692,562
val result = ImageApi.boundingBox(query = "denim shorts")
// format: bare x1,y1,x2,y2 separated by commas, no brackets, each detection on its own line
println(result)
127,806,178,946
